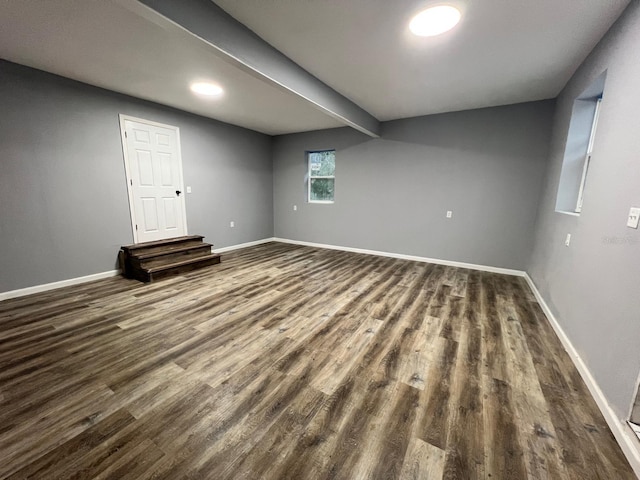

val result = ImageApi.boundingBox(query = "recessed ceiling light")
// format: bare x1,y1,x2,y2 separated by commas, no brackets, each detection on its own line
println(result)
190,82,224,97
409,5,461,37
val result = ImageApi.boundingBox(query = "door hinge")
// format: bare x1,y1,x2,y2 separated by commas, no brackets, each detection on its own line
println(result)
135,224,138,231
125,131,128,138
130,179,133,186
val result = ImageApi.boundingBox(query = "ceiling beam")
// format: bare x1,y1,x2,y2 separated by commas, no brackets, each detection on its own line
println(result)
136,0,381,137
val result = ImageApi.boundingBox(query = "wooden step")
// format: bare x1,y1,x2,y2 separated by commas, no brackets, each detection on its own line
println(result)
128,240,209,258
145,254,221,282
133,243,213,268
121,235,204,254
120,235,220,282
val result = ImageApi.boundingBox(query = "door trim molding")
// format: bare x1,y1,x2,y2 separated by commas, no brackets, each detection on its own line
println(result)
118,114,188,244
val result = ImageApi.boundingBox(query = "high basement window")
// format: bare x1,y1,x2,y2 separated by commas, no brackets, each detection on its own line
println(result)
308,150,336,203
555,71,607,215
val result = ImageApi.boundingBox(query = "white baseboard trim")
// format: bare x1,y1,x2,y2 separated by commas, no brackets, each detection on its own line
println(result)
524,273,640,478
0,270,120,302
214,237,276,254
0,238,278,302
0,237,519,302
273,237,525,276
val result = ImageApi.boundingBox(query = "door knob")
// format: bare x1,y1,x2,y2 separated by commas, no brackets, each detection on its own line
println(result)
176,190,182,196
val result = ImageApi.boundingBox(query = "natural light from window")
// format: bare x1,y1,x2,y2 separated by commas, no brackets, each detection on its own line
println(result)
308,150,335,203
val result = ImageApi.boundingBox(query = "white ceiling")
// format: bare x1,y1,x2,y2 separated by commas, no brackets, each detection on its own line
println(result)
215,0,630,121
0,0,631,133
0,0,344,135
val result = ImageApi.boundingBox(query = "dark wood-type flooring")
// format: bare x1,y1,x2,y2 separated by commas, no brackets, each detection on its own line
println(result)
0,242,635,479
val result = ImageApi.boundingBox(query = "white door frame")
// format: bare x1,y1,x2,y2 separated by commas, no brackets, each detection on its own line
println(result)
119,114,188,244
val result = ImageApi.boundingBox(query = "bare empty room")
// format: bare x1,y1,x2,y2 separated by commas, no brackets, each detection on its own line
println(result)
1,0,639,479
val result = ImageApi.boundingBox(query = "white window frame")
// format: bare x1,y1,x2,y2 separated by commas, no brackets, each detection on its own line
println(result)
575,98,602,213
307,150,335,204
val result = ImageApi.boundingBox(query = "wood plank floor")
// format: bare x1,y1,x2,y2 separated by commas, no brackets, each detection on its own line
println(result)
0,242,635,479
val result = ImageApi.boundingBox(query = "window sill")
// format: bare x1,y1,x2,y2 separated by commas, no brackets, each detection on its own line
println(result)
556,210,580,217
309,201,334,204
628,421,640,442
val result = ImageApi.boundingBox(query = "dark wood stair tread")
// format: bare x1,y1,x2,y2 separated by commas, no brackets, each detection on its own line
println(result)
121,235,204,252
146,254,221,274
120,234,220,282
141,248,214,270
133,243,213,260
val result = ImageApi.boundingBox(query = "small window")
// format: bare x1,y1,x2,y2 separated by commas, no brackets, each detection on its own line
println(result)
308,150,335,203
575,98,601,213
555,70,606,215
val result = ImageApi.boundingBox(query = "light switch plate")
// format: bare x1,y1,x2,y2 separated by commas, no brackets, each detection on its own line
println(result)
446,211,453,218
186,186,192,194
627,207,640,229
565,233,571,246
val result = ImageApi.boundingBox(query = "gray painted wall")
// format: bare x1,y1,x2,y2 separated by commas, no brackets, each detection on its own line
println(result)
0,61,273,293
273,101,554,270
528,1,640,419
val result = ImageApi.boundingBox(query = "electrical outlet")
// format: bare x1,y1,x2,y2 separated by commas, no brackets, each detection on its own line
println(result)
293,205,297,211
230,221,235,228
565,233,571,246
186,186,192,194
446,211,453,218
627,207,640,229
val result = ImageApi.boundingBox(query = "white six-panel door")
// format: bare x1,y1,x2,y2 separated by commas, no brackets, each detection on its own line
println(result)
120,115,187,243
